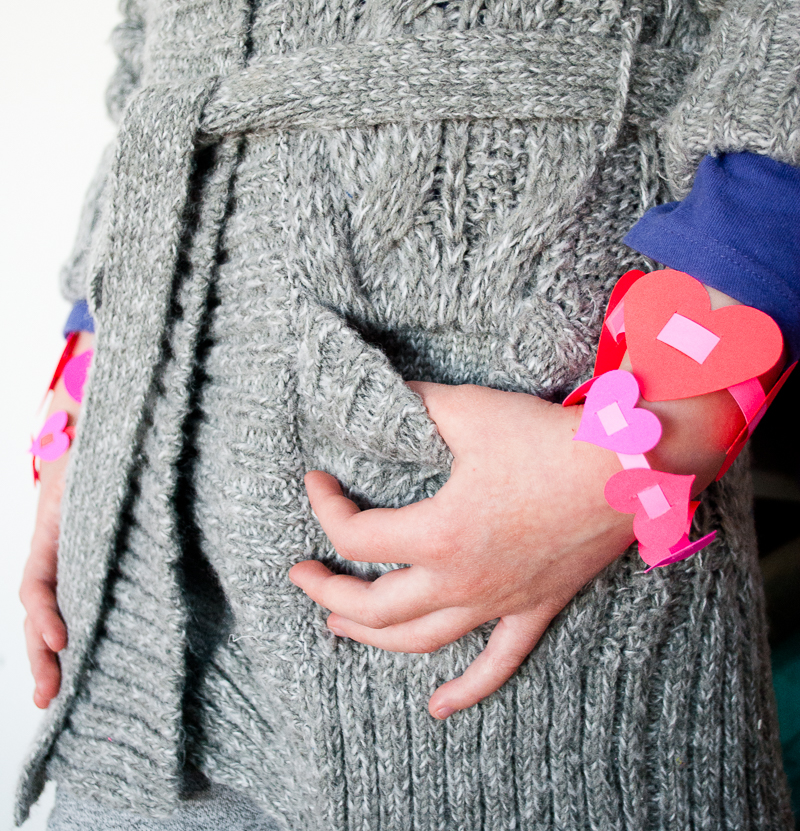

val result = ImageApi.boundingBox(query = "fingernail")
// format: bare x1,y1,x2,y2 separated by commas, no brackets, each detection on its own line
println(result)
328,625,346,638
43,634,55,651
434,706,455,720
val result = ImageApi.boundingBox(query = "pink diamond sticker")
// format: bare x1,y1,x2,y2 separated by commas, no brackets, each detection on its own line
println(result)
656,313,720,364
596,401,628,435
637,484,671,519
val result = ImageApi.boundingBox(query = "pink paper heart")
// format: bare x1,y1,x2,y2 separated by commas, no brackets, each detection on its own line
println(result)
63,349,93,403
574,370,662,455
604,467,695,550
29,411,71,462
639,531,717,570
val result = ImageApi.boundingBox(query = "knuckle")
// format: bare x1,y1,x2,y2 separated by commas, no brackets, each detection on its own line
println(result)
408,634,443,654
486,650,524,679
425,515,463,561
335,544,356,562
18,581,38,610
360,608,391,630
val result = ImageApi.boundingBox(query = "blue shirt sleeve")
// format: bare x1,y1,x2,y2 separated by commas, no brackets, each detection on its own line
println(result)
623,152,800,360
63,298,95,338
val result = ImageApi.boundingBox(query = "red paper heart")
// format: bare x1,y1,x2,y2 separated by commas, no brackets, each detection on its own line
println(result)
624,269,783,401
605,467,695,550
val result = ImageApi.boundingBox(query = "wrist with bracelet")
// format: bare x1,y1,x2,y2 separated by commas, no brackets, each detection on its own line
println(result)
564,268,795,570
29,332,94,482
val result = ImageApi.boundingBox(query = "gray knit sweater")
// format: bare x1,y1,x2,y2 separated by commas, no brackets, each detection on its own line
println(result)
17,0,800,828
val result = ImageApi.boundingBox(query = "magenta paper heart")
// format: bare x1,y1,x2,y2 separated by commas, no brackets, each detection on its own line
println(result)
63,349,93,403
574,370,662,455
605,467,695,550
639,531,717,570
29,411,71,462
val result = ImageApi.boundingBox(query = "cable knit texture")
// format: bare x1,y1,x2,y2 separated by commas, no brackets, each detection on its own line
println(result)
17,0,798,828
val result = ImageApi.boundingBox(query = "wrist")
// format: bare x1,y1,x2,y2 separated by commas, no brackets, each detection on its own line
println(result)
618,354,740,494
565,268,790,569
33,331,94,486
48,332,93,418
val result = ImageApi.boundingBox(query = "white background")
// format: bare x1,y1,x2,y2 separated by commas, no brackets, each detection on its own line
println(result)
0,3,120,828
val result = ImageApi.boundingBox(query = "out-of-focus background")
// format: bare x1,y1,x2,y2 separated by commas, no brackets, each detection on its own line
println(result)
1,3,118,829
1,3,798,830
751,375,800,825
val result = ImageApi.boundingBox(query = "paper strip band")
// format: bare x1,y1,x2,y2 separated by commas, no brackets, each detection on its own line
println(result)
616,453,650,470
727,376,766,425
605,300,626,341
640,530,718,571
564,268,790,570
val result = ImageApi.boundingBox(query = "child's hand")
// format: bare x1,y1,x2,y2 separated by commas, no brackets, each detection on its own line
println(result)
22,447,70,709
20,331,93,709
290,382,636,720
290,284,758,719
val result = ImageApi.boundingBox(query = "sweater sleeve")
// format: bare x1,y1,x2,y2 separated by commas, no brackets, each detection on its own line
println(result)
661,0,800,199
64,299,96,337
624,152,800,359
621,0,800,357
59,0,146,309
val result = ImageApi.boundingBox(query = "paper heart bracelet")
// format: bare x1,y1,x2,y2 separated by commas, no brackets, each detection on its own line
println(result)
565,268,792,570
30,334,94,482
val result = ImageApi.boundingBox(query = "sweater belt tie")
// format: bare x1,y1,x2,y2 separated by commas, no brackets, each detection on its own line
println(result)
196,30,693,142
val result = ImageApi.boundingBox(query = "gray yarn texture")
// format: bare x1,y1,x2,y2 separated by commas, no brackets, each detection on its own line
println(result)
16,0,800,828
47,784,281,831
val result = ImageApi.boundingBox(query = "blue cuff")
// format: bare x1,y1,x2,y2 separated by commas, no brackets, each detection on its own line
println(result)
624,152,800,361
63,299,95,337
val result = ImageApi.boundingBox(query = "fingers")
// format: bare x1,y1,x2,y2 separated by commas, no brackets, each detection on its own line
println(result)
289,560,443,628
20,475,68,708
24,617,62,709
326,606,482,653
20,565,67,709
19,572,67,653
427,609,554,719
23,519,67,655
304,470,445,565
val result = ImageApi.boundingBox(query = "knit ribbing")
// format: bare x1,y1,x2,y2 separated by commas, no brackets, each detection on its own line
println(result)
44,134,248,814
